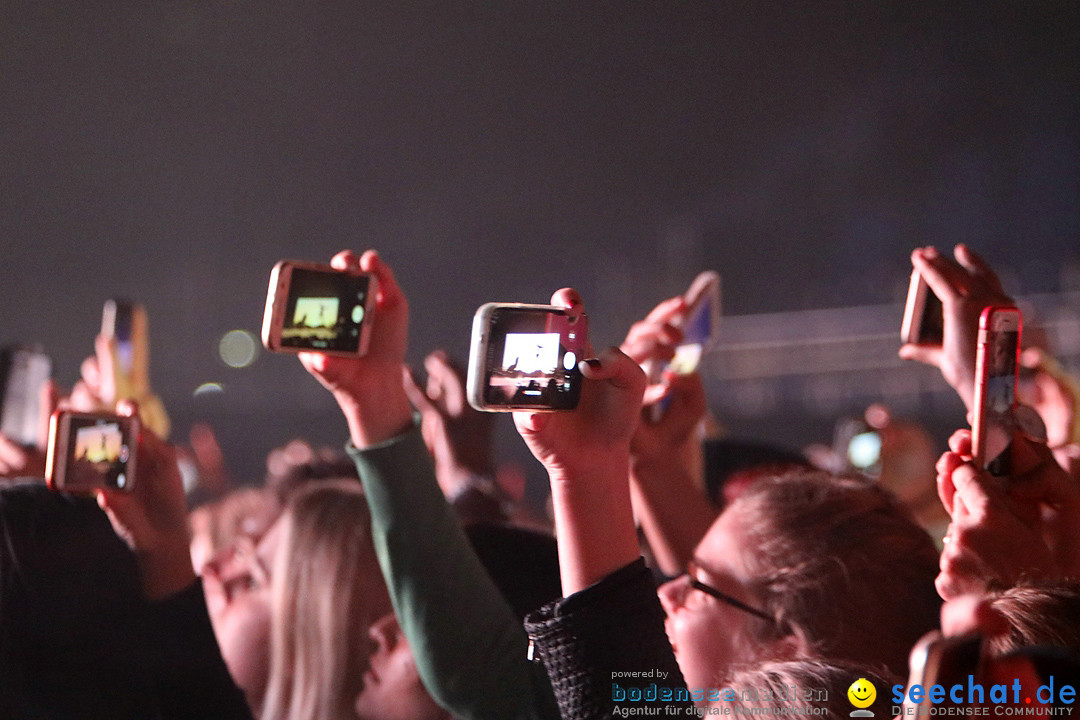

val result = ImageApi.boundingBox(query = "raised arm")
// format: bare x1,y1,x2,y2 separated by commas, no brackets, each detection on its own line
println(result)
299,250,557,720
620,295,718,576
515,289,693,720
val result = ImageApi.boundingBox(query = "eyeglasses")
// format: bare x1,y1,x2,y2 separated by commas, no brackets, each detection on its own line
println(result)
684,561,773,623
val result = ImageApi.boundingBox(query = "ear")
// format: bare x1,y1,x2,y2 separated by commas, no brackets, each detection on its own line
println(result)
368,611,402,655
766,625,813,662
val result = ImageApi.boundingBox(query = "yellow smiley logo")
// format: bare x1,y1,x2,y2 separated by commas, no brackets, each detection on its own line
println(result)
847,678,876,709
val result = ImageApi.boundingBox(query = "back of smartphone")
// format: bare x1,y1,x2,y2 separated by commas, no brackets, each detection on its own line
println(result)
972,306,1021,475
0,346,51,447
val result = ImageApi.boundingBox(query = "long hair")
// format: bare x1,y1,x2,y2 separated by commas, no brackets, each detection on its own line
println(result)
261,479,389,720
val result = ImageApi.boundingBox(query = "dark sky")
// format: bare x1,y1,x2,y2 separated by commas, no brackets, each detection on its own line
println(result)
2,2,1077,482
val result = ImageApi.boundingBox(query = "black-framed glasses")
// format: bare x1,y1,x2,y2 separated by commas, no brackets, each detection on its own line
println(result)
685,561,773,623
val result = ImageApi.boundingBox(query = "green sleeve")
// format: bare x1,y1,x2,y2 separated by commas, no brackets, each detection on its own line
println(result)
347,424,558,720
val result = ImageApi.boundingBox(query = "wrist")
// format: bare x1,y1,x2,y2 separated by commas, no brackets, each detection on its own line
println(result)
335,385,414,449
545,451,630,489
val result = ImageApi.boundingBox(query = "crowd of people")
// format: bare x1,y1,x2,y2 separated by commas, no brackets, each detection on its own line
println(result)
1,244,1079,720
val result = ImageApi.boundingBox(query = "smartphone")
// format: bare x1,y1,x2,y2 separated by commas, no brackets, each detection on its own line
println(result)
0,346,52,447
102,298,137,376
667,271,722,376
45,410,138,493
900,270,944,346
971,306,1022,475
261,261,378,356
903,631,983,714
832,417,882,475
466,303,588,412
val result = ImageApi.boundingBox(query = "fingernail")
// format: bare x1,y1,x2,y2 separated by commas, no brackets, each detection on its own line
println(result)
924,246,938,258
584,358,602,369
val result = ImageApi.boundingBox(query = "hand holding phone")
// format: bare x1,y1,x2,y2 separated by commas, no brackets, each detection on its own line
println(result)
292,250,414,449
509,289,647,594
899,245,1015,413
101,299,151,400
261,260,378,356
637,271,721,385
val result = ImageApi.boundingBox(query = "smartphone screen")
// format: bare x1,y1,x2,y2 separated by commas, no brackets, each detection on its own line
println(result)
0,347,51,447
973,308,1021,475
917,291,944,345
278,267,372,353
470,305,587,411
48,412,137,492
666,271,721,376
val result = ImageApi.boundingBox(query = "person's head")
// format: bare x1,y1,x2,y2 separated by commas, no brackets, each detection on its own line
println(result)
659,469,940,690
202,509,282,711
984,581,1080,657
259,479,446,720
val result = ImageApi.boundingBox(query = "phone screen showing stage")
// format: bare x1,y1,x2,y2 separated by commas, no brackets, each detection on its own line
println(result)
66,416,133,491
280,269,371,353
981,329,1019,475
482,308,586,410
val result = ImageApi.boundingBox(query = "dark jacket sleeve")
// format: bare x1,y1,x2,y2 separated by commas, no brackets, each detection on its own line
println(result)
144,579,255,720
524,559,696,720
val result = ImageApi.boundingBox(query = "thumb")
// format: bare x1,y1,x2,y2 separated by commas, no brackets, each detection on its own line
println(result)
899,343,943,367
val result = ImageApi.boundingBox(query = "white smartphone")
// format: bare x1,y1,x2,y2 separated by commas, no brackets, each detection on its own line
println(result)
261,261,378,356
971,306,1022,475
466,303,588,412
900,270,944,346
46,410,139,493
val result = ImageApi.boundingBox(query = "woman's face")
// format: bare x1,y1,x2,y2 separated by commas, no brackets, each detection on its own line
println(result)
202,517,283,710
657,509,773,691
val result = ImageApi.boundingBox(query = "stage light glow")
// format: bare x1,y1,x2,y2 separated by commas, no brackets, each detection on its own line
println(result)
219,330,258,368
194,382,224,397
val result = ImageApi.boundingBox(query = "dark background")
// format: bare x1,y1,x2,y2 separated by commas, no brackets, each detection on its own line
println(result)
2,2,1077,490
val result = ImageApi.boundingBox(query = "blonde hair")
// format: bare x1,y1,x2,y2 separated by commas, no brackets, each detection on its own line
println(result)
261,479,390,720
